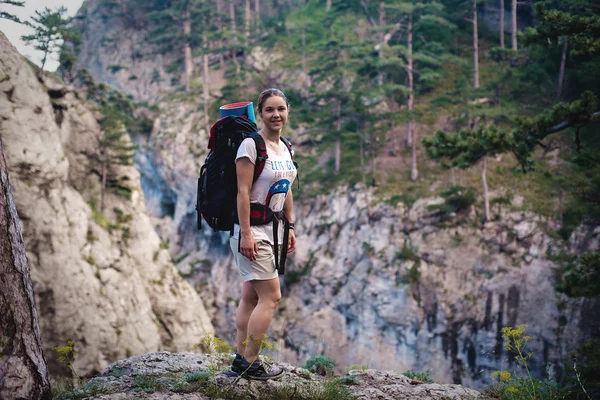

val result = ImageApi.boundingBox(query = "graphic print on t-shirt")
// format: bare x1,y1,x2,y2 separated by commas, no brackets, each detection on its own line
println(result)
264,158,296,211
265,179,291,211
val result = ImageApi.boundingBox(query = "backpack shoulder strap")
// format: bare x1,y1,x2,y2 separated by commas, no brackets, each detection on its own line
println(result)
248,132,268,182
280,136,299,170
280,136,294,159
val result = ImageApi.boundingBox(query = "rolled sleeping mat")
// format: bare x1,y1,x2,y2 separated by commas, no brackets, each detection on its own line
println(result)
219,101,256,123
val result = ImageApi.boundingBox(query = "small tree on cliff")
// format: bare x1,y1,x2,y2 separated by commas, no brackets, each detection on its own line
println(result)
21,6,76,70
97,105,137,212
0,137,52,400
423,125,513,222
0,0,24,23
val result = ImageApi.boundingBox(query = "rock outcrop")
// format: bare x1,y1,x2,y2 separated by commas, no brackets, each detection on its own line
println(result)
73,351,485,399
0,31,214,377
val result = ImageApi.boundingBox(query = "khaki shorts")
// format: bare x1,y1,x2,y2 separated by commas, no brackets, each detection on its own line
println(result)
230,237,280,282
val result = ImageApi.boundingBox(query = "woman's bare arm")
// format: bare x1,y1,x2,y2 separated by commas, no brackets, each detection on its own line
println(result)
236,157,258,260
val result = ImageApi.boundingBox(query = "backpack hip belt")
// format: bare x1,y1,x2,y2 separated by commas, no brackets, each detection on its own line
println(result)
235,203,290,275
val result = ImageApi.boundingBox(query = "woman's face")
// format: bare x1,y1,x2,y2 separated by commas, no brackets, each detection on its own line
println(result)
259,95,288,132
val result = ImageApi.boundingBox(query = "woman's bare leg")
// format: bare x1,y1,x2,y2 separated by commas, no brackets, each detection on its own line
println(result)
244,278,281,363
235,281,259,355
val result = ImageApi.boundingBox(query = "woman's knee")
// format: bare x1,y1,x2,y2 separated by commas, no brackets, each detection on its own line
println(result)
262,291,281,310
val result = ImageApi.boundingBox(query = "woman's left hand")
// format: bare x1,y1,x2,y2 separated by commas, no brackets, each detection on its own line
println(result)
287,229,296,253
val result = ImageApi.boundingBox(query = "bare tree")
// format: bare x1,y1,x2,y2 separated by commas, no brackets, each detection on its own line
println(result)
183,9,193,92
511,0,517,51
407,11,418,181
556,37,568,101
500,0,505,48
481,156,490,221
245,0,251,44
217,0,225,68
326,0,331,12
255,0,260,34
0,137,51,400
473,0,480,89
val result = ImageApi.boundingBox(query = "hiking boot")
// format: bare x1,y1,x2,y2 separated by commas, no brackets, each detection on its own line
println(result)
243,359,284,381
230,353,249,375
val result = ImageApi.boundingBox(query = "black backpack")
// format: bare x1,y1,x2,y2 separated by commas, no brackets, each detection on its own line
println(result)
196,115,295,232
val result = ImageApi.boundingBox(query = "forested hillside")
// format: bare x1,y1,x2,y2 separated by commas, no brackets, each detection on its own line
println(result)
2,0,599,398
73,0,599,233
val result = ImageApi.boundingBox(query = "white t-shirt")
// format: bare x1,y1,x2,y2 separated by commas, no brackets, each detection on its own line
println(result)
233,137,297,243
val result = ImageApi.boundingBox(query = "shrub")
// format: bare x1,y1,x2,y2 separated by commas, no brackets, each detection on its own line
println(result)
304,354,336,377
403,370,433,383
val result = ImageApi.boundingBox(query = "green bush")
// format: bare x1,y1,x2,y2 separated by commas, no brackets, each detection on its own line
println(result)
403,370,433,383
304,354,336,377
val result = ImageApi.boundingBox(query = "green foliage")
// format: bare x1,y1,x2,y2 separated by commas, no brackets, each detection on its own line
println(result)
522,3,600,57
488,325,575,400
21,6,76,69
556,252,600,298
52,379,114,400
52,340,79,380
184,370,211,383
133,374,165,393
423,125,514,169
426,185,476,220
0,1,25,24
403,370,433,383
107,64,127,74
193,333,235,355
304,354,337,377
565,339,600,398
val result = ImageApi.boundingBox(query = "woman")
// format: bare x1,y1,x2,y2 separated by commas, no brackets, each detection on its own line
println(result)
229,88,297,380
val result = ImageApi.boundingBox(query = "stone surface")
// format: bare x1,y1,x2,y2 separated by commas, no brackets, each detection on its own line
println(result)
0,32,213,377
79,351,485,399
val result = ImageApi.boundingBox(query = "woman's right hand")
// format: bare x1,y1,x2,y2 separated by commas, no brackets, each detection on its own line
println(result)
240,233,258,261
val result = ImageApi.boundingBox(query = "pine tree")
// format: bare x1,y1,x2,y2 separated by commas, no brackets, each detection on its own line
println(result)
0,0,24,23
97,105,137,211
383,0,454,181
423,125,513,221
21,6,74,70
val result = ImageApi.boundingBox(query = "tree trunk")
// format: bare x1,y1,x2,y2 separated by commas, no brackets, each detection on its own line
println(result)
203,53,210,134
408,12,417,181
482,156,490,222
335,101,342,174
410,121,418,181
391,118,396,156
100,150,107,212
500,0,505,48
230,0,237,36
301,29,307,76
0,137,52,400
378,1,385,87
556,37,568,101
511,0,517,52
255,0,260,34
183,11,193,92
229,1,240,74
245,0,251,45
473,0,480,89
217,0,225,68
326,0,331,12
406,12,414,148
359,130,371,225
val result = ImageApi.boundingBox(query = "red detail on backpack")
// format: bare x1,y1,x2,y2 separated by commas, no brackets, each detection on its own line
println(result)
250,209,262,219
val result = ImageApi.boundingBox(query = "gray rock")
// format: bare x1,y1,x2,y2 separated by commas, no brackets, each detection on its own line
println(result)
0,32,213,377
79,352,485,399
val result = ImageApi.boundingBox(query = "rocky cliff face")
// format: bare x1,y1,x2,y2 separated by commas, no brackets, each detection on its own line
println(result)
0,32,214,377
23,0,599,390
123,87,600,391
